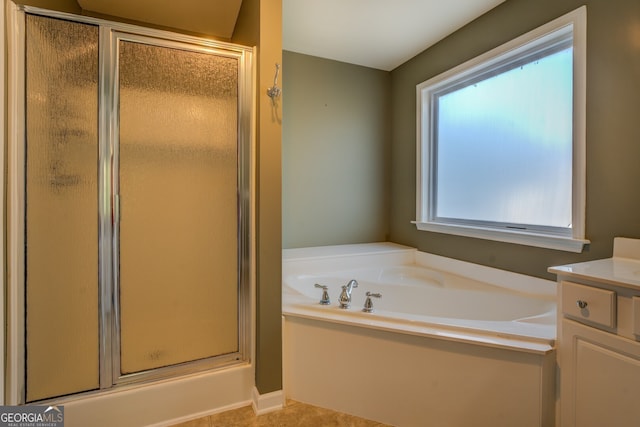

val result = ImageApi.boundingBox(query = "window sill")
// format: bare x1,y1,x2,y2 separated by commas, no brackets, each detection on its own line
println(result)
413,221,589,253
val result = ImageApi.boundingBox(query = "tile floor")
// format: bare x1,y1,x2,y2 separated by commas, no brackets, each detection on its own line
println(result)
171,400,392,427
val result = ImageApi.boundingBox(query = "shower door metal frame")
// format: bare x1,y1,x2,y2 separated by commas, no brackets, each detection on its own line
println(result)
107,29,253,387
5,3,254,404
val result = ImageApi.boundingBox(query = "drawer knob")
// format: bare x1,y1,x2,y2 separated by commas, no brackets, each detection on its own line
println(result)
576,300,588,309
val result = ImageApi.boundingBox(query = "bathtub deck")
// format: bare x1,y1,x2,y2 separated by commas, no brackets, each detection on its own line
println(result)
283,242,556,354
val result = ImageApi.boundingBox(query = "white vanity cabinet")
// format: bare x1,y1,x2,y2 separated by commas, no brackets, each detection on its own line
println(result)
549,238,640,427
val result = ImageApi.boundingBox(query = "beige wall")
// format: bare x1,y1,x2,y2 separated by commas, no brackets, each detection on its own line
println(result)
18,0,80,13
390,0,640,279
282,51,390,248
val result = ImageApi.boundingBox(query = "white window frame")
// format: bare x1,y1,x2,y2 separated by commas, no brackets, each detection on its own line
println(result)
414,6,588,253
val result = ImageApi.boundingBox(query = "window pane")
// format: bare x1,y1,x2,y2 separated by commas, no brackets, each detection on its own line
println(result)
435,48,573,228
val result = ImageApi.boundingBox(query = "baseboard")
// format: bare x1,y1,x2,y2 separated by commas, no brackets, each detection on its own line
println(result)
251,386,284,416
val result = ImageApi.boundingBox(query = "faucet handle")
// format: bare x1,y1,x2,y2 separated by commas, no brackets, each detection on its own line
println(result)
314,284,331,305
362,291,382,313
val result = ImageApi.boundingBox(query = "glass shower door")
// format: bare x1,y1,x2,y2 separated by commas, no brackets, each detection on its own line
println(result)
18,9,251,403
25,14,100,402
117,38,241,375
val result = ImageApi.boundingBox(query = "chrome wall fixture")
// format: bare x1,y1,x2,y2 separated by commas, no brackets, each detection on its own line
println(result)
266,62,281,101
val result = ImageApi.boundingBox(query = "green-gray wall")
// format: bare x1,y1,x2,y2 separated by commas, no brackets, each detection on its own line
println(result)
282,51,390,248
233,0,283,395
283,0,640,280
391,0,640,279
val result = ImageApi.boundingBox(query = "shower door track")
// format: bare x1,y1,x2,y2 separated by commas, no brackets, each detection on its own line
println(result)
5,4,254,404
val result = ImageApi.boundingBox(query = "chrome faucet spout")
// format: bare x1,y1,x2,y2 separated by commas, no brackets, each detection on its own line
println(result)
338,279,358,309
346,279,358,295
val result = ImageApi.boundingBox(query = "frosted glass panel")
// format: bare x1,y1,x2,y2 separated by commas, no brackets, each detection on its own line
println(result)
118,41,239,374
436,48,573,227
25,15,99,401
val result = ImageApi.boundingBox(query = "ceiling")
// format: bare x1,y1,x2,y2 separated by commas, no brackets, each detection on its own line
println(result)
76,0,507,72
76,0,243,38
283,0,507,71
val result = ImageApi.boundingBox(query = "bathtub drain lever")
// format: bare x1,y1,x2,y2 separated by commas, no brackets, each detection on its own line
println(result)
314,284,331,305
362,292,382,313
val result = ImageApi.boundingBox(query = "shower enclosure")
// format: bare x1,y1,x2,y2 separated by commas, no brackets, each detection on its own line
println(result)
6,6,253,403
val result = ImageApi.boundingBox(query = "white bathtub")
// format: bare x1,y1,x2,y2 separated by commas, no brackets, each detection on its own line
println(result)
283,243,557,427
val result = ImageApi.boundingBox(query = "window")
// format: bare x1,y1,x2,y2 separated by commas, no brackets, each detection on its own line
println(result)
415,7,587,252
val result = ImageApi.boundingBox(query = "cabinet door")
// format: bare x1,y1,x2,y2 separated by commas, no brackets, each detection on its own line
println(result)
561,319,640,427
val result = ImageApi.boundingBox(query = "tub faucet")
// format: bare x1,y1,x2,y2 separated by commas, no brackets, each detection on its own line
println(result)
338,279,358,309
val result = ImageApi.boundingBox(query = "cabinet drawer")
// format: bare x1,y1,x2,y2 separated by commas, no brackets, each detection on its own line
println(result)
561,281,616,328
